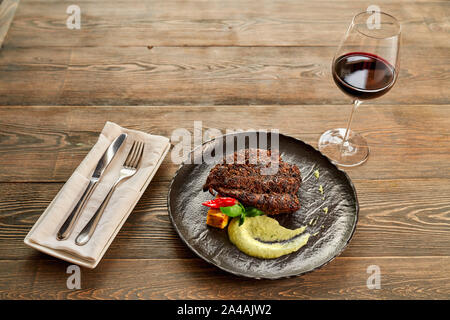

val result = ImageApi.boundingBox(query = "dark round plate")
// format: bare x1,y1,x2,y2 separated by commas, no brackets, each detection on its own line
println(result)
167,131,358,279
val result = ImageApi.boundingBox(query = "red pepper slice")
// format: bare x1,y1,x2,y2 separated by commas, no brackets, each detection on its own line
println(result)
202,197,238,208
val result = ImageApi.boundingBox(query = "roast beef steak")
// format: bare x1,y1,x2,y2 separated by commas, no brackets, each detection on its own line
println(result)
202,149,302,214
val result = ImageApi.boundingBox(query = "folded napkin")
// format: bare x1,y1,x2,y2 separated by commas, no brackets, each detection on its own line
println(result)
25,122,170,268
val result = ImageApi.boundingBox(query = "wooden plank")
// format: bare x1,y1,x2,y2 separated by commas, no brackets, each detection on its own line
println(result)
1,177,449,260
3,0,448,48
0,47,71,105
0,257,449,299
0,105,449,182
0,46,448,106
0,0,447,302
0,0,19,47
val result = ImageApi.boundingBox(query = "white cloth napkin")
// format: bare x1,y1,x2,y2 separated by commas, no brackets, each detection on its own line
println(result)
25,122,170,266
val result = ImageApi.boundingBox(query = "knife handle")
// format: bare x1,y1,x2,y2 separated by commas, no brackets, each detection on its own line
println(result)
56,179,98,240
75,181,118,246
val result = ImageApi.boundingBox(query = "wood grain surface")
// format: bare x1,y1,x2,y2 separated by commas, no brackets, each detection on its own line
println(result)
4,0,449,48
1,46,448,106
0,0,449,300
0,105,449,299
1,257,449,299
0,0,448,106
1,105,449,182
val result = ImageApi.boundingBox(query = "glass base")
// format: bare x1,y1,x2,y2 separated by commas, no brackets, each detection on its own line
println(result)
318,128,369,167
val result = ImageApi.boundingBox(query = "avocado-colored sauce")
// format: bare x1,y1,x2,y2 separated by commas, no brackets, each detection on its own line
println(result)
228,215,310,259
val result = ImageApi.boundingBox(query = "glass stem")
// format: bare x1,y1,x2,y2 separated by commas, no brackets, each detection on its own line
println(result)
341,99,362,153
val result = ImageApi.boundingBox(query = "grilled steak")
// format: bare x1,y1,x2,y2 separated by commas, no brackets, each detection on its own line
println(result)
203,149,301,214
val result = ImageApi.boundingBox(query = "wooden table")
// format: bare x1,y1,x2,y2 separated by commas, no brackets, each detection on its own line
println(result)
0,0,449,299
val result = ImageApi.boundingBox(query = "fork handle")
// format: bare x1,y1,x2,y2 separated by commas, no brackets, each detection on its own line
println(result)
75,180,121,246
57,179,98,240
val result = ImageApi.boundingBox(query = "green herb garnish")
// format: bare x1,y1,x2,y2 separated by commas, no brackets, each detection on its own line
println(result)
239,214,245,226
244,207,265,217
314,169,320,179
220,204,243,217
220,204,265,226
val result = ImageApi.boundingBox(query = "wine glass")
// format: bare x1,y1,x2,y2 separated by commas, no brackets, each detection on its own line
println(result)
318,11,401,167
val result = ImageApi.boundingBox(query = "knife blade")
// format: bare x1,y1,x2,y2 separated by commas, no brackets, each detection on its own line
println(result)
56,133,127,240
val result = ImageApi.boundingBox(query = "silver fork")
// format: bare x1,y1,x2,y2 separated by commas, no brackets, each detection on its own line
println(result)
75,141,145,246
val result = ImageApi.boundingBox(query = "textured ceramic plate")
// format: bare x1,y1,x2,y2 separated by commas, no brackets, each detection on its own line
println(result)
168,131,358,279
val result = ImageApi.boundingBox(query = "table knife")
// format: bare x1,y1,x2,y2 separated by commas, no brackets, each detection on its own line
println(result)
56,133,127,240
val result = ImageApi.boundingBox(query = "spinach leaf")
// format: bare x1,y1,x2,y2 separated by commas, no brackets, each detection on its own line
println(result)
239,213,245,226
219,203,265,226
220,204,244,217
244,207,265,217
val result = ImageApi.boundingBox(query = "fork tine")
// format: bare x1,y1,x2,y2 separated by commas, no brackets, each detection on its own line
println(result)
124,141,138,167
127,141,141,168
131,142,144,168
130,141,144,168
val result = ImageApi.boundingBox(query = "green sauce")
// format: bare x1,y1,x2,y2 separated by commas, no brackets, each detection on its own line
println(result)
228,215,310,259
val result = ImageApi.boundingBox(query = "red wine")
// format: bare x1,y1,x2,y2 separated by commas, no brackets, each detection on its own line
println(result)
333,52,396,100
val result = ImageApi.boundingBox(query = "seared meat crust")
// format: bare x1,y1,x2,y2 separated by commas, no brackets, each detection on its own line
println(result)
203,149,301,214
